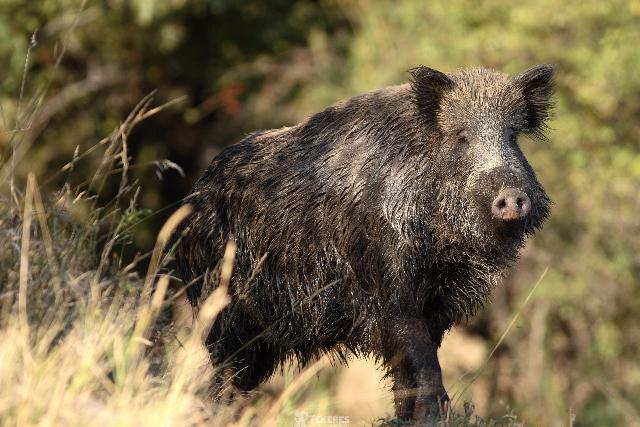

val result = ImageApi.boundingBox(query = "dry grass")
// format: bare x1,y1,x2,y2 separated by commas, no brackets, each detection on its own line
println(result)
0,99,368,427
0,99,219,426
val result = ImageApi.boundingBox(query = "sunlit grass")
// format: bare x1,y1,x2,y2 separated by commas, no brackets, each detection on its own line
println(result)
0,100,362,426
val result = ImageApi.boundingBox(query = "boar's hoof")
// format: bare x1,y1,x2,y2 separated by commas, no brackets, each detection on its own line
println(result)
413,388,450,420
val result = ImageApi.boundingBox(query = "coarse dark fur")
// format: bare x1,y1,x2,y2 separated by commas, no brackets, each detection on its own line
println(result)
173,65,553,419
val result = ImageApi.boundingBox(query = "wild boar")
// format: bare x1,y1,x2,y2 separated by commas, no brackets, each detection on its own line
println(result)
174,65,553,418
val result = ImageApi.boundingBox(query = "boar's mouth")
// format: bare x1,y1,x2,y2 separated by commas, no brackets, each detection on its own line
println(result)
487,203,548,250
468,183,549,247
492,219,528,242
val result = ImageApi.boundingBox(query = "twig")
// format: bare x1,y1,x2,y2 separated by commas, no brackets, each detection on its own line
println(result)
261,356,331,426
19,173,36,330
450,266,549,406
142,204,193,304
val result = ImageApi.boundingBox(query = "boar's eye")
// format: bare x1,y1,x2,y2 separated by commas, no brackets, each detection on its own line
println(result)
456,130,470,145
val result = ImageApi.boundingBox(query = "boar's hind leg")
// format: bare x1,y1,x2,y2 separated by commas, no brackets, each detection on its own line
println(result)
384,318,449,420
210,329,277,396
230,343,277,391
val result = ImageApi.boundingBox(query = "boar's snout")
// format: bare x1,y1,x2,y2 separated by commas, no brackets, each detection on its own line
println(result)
491,188,531,221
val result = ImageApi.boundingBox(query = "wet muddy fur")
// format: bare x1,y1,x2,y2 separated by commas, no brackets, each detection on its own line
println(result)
174,65,553,418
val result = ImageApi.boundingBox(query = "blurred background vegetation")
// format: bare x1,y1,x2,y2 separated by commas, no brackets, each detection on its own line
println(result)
1,0,639,425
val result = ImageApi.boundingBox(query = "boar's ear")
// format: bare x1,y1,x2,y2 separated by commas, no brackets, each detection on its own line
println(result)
409,66,455,133
514,64,555,137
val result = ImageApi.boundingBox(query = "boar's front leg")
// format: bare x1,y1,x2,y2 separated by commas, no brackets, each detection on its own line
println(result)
384,317,449,419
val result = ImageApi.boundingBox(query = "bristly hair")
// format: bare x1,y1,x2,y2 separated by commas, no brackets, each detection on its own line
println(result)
409,66,455,136
513,64,555,142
